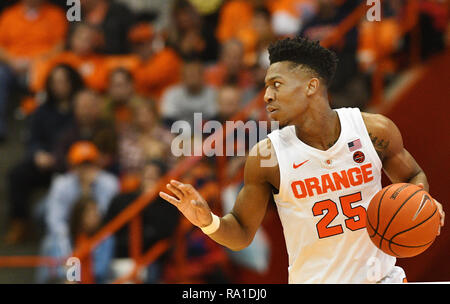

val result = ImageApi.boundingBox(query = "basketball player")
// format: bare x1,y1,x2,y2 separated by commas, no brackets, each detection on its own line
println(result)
159,37,445,283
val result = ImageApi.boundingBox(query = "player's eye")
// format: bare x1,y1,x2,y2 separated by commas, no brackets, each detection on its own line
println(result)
274,81,281,88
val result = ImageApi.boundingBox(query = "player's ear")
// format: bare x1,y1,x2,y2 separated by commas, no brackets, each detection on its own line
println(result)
306,78,320,96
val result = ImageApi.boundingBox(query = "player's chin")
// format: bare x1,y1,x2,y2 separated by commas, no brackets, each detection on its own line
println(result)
268,109,280,121
269,111,287,127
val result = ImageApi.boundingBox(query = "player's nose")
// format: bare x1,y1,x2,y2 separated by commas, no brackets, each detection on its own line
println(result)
264,87,274,104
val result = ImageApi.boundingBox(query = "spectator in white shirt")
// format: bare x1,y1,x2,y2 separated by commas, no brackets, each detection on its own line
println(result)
160,58,217,130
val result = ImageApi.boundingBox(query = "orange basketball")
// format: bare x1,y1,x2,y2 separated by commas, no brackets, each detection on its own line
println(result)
366,183,440,258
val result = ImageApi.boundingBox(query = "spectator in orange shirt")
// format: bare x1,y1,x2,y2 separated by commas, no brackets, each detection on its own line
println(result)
216,0,258,44
237,7,276,67
31,22,108,93
205,39,254,90
0,0,68,140
129,22,183,101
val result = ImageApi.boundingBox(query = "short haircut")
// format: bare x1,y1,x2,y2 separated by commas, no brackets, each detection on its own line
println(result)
268,37,338,86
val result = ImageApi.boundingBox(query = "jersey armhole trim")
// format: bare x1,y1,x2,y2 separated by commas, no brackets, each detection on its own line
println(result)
265,135,282,198
357,110,383,173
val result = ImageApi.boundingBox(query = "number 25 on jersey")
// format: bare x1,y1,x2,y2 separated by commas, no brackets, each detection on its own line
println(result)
312,192,366,238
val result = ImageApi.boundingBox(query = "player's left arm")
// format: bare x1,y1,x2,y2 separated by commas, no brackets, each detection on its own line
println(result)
362,113,445,234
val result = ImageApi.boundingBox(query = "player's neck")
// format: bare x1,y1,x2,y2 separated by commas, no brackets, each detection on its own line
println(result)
293,102,341,151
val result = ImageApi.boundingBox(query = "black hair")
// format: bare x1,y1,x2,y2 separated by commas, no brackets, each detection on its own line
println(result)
268,36,338,86
45,63,84,105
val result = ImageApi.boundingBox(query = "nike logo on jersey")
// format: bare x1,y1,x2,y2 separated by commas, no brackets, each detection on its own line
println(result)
293,159,310,169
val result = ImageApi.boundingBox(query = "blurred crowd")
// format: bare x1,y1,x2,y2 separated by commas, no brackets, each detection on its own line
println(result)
0,0,448,283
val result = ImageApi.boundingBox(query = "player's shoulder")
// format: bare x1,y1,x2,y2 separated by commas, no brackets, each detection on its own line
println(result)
361,112,403,159
248,138,277,161
360,112,399,136
246,138,279,180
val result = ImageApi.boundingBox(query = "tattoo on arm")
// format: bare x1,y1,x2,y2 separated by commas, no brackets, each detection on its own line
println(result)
369,132,390,160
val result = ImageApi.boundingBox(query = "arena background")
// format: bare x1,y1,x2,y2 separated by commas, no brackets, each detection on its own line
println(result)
0,0,448,283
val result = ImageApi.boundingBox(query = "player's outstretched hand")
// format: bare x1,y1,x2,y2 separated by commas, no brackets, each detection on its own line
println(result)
159,180,213,228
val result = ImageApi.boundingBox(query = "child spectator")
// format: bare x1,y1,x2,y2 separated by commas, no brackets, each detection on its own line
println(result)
37,141,119,283
69,196,115,283
4,64,83,245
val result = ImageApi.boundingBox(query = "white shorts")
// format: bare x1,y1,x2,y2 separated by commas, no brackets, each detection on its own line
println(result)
378,266,407,283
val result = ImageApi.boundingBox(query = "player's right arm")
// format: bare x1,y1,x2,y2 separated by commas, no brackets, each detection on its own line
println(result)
159,139,275,251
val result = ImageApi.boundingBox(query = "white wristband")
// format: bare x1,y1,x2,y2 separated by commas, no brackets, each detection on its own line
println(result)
200,213,220,235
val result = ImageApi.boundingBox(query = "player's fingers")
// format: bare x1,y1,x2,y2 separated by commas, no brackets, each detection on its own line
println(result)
417,183,425,189
432,199,444,235
159,191,181,207
434,199,445,225
169,180,189,194
169,179,184,187
439,209,445,227
166,183,184,199
173,180,196,196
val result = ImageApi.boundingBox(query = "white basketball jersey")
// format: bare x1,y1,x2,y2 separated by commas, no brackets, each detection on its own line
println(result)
267,107,396,283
